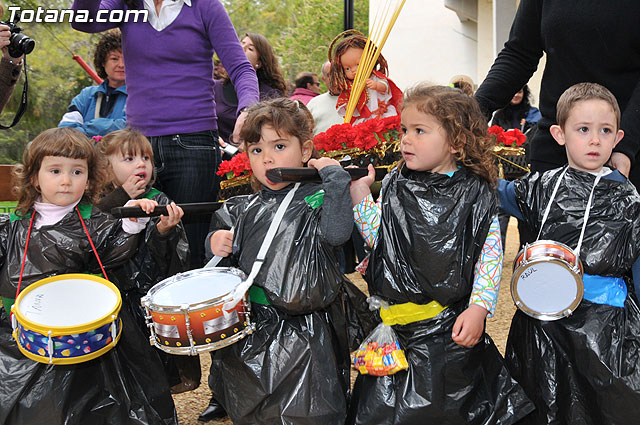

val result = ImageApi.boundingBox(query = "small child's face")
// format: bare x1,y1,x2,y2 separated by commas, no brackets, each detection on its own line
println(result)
35,156,89,206
247,124,313,191
108,151,153,188
400,105,457,174
341,47,363,81
550,99,624,173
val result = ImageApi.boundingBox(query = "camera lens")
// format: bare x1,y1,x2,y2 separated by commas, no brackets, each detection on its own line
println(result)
10,33,35,56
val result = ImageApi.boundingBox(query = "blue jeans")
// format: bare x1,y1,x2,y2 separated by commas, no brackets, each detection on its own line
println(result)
148,130,221,269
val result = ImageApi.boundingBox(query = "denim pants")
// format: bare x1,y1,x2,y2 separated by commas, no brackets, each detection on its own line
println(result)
148,130,221,269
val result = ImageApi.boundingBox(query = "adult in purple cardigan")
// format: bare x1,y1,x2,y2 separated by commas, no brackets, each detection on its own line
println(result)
71,0,260,272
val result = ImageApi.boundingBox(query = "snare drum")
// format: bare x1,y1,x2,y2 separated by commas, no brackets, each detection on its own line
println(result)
141,267,254,355
11,274,123,365
511,240,584,321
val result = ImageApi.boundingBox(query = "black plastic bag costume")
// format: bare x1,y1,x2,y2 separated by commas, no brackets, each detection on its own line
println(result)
208,167,354,425
347,166,534,425
0,205,177,425
97,188,198,390
507,167,640,424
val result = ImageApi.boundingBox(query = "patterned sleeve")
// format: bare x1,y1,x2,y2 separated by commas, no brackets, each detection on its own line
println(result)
353,192,382,247
469,215,503,317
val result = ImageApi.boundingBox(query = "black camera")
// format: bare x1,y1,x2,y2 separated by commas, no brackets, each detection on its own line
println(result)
1,20,35,58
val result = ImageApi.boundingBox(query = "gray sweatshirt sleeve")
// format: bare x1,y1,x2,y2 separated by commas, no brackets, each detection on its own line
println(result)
318,165,353,246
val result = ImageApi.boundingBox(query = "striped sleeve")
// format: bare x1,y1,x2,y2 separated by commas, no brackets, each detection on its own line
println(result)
469,215,503,317
353,192,382,248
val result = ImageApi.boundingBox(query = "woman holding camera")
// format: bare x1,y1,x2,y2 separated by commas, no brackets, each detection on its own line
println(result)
0,3,23,115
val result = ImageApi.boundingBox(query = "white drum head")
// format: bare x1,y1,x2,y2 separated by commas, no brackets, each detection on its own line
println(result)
150,268,243,306
513,260,581,319
19,278,118,327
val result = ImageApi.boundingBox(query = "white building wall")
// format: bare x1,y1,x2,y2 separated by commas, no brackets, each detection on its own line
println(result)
371,0,545,107
371,0,478,91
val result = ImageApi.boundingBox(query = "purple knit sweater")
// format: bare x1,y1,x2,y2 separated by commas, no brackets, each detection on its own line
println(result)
71,0,259,136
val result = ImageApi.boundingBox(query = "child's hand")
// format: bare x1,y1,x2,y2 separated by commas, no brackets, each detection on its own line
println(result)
451,304,488,347
349,164,375,206
126,198,157,222
121,174,147,199
156,202,184,234
210,230,234,257
308,157,340,171
366,78,387,94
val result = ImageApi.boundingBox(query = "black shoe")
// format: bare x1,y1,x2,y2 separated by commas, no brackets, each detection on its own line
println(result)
198,397,227,422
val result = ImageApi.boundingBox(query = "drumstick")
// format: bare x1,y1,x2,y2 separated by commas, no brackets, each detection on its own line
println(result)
111,201,224,218
266,167,387,183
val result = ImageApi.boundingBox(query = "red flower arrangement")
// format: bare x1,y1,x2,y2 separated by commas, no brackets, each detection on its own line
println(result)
216,152,252,180
314,115,401,153
488,125,527,147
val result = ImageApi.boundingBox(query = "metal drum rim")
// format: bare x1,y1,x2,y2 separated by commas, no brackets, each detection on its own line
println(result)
511,257,584,321
142,267,248,313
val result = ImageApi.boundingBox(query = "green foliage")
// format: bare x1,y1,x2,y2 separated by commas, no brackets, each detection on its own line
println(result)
0,0,367,163
221,0,369,92
1,0,100,163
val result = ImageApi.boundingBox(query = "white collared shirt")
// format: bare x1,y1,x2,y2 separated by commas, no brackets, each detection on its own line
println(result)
143,0,192,31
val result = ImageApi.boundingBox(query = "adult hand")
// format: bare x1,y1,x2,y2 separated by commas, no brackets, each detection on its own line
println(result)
0,24,23,62
0,23,11,58
231,110,249,149
609,152,631,177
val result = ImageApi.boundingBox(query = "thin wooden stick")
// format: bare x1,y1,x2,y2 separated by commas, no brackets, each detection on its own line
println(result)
345,0,389,120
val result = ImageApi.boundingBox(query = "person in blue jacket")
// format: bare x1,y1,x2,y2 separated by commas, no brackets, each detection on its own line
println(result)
59,30,126,137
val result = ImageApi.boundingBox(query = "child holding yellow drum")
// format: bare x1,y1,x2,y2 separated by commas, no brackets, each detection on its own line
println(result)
0,128,177,424
498,83,640,424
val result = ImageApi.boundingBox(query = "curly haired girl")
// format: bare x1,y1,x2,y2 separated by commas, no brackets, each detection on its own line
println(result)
347,84,533,424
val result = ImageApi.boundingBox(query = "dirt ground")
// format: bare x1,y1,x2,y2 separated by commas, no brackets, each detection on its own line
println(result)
172,219,520,424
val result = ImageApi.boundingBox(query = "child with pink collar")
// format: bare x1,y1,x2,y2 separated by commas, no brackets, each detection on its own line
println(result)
0,128,177,424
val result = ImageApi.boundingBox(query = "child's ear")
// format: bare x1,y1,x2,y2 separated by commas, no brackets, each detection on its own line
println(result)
613,129,625,148
550,125,565,146
301,139,314,163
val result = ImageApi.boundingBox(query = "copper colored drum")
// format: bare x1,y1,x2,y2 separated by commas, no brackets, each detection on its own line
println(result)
142,267,254,355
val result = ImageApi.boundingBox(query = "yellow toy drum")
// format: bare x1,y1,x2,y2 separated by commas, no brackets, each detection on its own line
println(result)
11,274,123,365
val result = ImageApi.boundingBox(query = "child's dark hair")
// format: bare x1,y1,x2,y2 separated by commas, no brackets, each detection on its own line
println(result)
98,128,155,193
328,31,389,94
402,83,497,184
93,29,122,80
12,128,107,215
556,82,621,128
240,98,318,190
240,98,317,152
